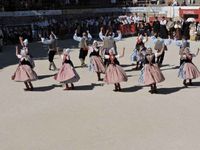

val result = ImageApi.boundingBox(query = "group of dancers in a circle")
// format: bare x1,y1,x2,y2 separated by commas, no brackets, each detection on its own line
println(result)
11,28,200,93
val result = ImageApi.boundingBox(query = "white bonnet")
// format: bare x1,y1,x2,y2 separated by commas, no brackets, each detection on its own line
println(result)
23,39,28,46
63,48,72,55
93,40,98,45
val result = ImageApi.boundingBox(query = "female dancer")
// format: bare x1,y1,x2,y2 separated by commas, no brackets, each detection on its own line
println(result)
12,46,37,91
54,48,80,90
139,46,165,94
104,47,127,91
178,47,200,87
131,34,147,69
18,36,35,68
88,40,105,81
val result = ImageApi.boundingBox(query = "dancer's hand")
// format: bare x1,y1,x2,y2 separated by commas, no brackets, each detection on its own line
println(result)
117,30,121,34
19,36,23,41
100,27,103,32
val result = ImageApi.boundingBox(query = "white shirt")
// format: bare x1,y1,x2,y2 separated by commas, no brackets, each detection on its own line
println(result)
73,33,92,42
104,55,120,59
41,38,55,45
160,20,167,25
99,31,121,41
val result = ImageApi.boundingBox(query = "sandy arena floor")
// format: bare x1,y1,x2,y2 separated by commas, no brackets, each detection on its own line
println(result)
0,37,200,150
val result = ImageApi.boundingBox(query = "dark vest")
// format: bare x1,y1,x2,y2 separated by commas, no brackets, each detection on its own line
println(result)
144,54,156,64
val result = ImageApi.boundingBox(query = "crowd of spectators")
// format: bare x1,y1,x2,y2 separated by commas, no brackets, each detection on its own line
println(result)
0,14,120,45
0,0,80,11
0,0,135,11
1,12,200,46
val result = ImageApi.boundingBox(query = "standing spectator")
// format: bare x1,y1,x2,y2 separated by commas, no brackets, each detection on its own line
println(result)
182,18,190,40
172,0,178,6
166,18,175,39
196,22,200,41
160,16,168,39
133,13,140,33
144,22,152,36
142,13,147,23
152,17,160,36
0,27,3,52
174,21,182,40
189,22,197,41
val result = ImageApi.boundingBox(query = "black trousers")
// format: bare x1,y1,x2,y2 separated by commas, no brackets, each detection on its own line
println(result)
48,50,56,62
79,48,88,60
156,51,165,65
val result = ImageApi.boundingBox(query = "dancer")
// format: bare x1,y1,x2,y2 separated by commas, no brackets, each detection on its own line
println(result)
99,27,122,66
88,40,105,81
152,34,170,67
54,48,80,90
176,36,190,66
11,46,37,91
40,31,58,71
73,29,92,67
18,36,35,68
139,46,165,94
178,47,200,87
104,47,127,92
131,34,148,69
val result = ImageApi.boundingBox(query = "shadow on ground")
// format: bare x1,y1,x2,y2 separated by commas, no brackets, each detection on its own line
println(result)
74,83,103,91
120,85,143,93
37,74,56,80
32,84,62,92
157,86,185,95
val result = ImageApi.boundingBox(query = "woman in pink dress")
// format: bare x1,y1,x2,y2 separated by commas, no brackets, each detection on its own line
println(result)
178,47,200,87
88,40,105,81
139,46,165,94
104,47,127,91
54,48,80,90
12,46,37,91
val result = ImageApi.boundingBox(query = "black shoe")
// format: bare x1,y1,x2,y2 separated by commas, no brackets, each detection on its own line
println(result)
148,89,154,94
24,88,30,91
188,82,193,86
98,78,103,81
183,82,188,88
113,88,119,92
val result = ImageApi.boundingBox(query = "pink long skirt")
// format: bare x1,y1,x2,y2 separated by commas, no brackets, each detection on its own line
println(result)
54,63,80,83
143,64,165,85
12,65,37,82
183,63,200,79
104,64,128,84
90,56,105,73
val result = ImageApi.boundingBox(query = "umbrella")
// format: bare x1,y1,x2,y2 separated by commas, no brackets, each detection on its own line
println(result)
186,18,196,22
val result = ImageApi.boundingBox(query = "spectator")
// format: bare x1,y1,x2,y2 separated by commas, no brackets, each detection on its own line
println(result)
0,27,3,52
